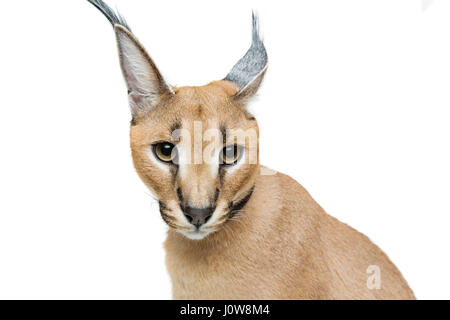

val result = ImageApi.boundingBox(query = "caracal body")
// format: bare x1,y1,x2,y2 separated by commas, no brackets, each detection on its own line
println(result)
87,0,415,299
165,166,414,299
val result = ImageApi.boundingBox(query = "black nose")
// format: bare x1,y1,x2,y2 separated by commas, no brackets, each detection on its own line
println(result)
184,206,214,227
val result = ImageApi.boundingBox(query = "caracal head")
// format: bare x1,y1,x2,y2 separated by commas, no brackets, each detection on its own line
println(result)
88,0,267,239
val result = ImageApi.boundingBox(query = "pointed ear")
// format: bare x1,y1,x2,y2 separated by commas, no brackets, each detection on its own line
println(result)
224,12,268,102
114,25,173,116
87,0,173,117
234,65,268,101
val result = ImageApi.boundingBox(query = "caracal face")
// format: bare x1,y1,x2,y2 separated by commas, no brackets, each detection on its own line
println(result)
87,0,267,240
130,82,260,239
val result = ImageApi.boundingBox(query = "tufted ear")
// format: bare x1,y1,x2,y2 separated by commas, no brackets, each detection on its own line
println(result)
87,0,173,117
114,25,174,116
224,12,268,101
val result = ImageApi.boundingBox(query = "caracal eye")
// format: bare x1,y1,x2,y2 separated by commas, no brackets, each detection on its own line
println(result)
154,142,177,163
220,145,243,166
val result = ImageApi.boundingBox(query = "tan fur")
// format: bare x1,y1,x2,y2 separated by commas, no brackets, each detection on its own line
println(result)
86,0,414,300
129,81,415,300
165,170,415,299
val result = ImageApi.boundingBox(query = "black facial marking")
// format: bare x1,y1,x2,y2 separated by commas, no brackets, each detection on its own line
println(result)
177,188,184,203
245,112,256,121
159,207,179,229
218,126,227,187
170,122,181,135
214,188,220,204
228,186,254,219
219,166,225,187
160,211,172,222
220,125,227,143
159,201,173,223
130,117,137,126
196,105,203,116
159,201,171,213
170,165,179,185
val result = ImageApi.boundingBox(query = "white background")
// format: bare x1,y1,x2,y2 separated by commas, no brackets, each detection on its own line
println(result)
0,0,449,299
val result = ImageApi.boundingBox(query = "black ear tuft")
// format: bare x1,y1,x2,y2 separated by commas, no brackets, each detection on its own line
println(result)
87,0,132,31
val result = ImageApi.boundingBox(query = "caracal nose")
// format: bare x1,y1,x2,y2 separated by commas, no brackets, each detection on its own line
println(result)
183,206,214,227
